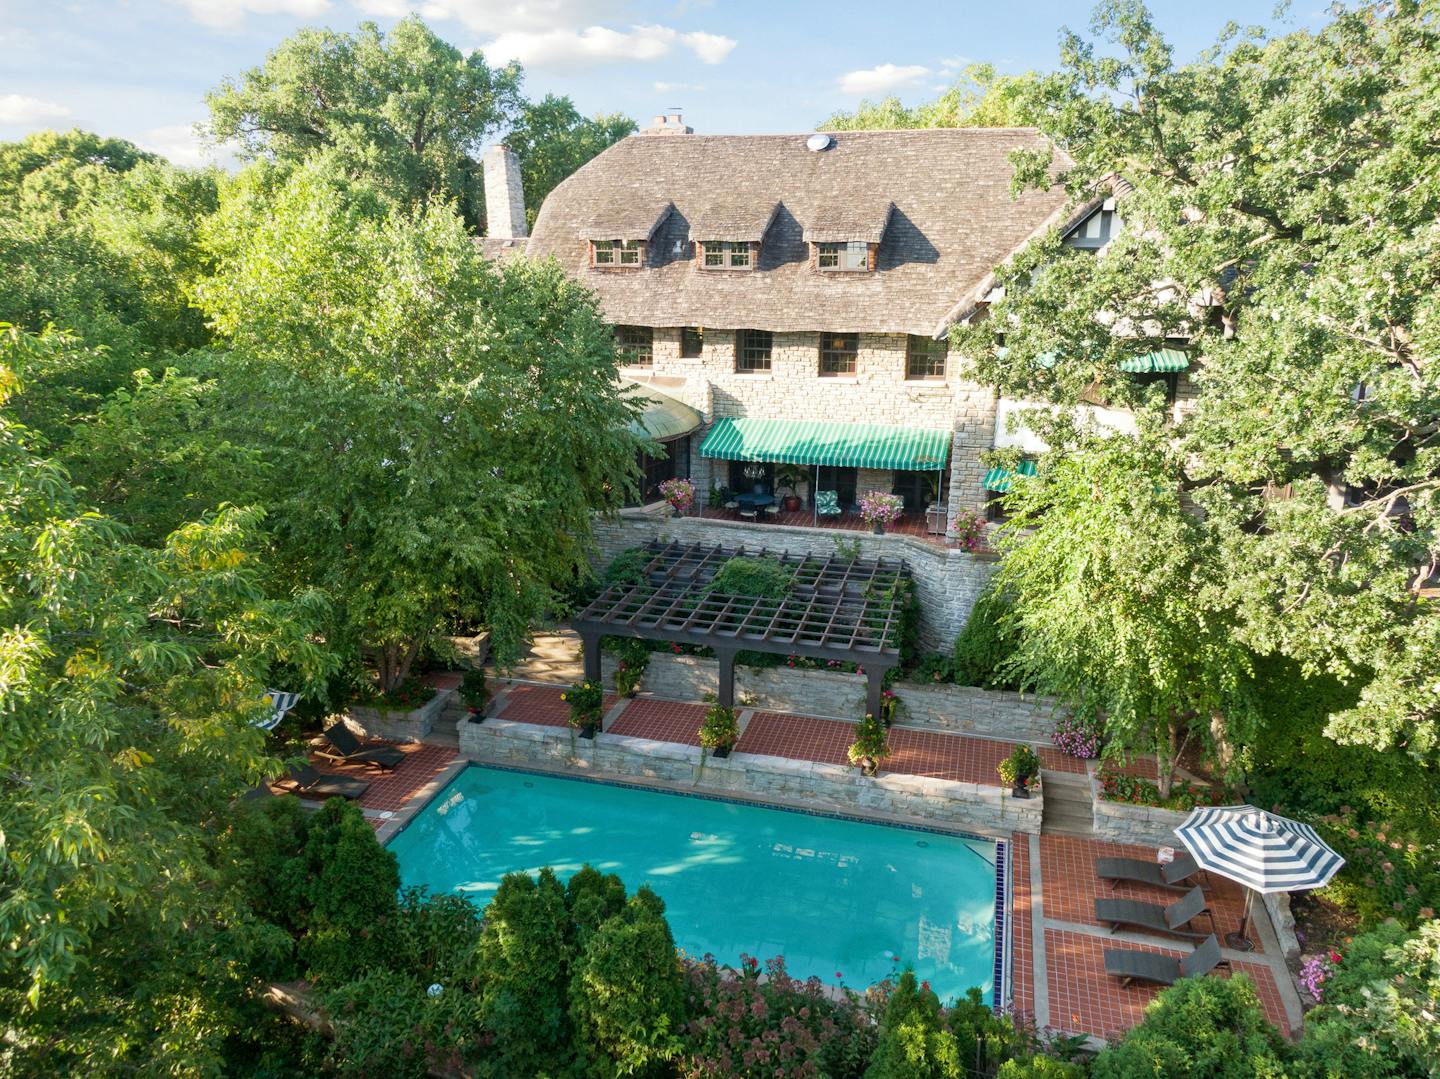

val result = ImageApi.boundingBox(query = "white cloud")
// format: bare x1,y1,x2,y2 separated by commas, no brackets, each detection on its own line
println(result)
135,124,217,169
173,0,332,30
0,94,71,126
483,24,735,68
355,0,626,33
837,63,930,96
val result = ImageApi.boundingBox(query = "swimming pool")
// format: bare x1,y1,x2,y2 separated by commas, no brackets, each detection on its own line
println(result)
388,764,1002,1003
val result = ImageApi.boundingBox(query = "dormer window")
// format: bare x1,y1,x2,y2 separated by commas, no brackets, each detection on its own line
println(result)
701,241,752,270
592,239,643,267
816,241,872,272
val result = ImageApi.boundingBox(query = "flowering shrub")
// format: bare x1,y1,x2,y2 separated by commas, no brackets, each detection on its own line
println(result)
857,490,904,528
609,637,650,697
878,689,898,727
1299,951,1339,1003
561,680,603,727
949,508,986,552
681,954,877,1077
659,477,695,515
1098,770,1227,810
1051,714,1101,759
1307,809,1440,927
698,704,739,750
361,677,437,709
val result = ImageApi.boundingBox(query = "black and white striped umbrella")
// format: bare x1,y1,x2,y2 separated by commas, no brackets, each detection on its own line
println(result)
254,689,301,731
1174,805,1344,893
1174,804,1344,951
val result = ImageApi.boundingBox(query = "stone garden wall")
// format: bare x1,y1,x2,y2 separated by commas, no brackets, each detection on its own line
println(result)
459,715,1044,836
347,688,454,743
1088,771,1191,847
590,511,996,651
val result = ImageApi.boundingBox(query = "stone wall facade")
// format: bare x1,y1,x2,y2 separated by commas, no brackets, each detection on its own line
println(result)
590,511,995,651
1088,772,1191,847
346,689,454,743
459,715,1044,836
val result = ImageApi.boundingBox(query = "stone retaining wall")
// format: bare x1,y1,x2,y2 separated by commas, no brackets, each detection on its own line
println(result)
1088,772,1191,846
891,682,1061,742
590,511,995,651
347,689,454,743
459,716,1044,836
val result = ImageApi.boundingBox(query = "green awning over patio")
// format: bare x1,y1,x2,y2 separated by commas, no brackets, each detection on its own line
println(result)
699,417,950,471
982,459,1038,492
1120,348,1190,373
624,383,703,442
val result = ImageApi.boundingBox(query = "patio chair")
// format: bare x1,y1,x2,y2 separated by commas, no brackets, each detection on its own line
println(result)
815,490,842,517
1104,933,1227,987
319,723,406,770
1096,852,1202,891
282,764,371,801
1095,885,1216,940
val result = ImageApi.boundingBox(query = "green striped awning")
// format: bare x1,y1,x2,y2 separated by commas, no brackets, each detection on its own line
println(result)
982,459,1038,493
1120,348,1190,373
699,417,950,471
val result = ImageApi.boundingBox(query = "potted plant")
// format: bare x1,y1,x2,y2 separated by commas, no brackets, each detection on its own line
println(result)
459,668,488,719
562,680,604,739
847,712,892,777
698,703,739,759
611,638,649,698
878,688,898,728
950,508,986,553
997,744,1041,798
658,477,695,518
858,491,904,535
774,463,806,512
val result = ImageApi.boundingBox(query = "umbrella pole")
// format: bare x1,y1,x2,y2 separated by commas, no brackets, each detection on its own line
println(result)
1227,889,1256,952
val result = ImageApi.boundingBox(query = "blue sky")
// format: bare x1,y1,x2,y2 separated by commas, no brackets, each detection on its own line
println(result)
1,1,1327,167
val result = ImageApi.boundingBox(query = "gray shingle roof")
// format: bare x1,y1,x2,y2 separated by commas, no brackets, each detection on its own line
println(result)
579,199,674,241
801,198,894,245
688,197,780,242
524,129,1072,336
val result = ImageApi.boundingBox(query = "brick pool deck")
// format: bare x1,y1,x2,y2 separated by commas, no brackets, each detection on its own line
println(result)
284,679,1302,1044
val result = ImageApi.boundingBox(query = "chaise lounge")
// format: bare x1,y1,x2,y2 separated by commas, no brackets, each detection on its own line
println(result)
283,764,371,801
1104,933,1227,987
319,723,405,770
1095,885,1216,940
1096,852,1203,892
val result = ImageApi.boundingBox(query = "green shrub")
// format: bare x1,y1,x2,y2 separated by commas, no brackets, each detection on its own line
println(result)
459,668,488,710
996,1057,1083,1078
699,704,739,750
1089,974,1290,1079
706,556,795,599
607,636,650,696
221,794,310,933
564,865,629,949
952,585,1022,690
322,967,474,1079
569,886,687,1077
909,652,955,684
603,547,651,588
864,970,964,1078
474,868,574,1076
1296,919,1440,1079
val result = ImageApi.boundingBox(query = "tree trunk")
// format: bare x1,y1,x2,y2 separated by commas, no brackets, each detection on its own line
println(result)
377,635,426,693
1156,718,1180,799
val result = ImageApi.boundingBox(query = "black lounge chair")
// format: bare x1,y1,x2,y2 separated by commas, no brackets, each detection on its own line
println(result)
1096,852,1202,892
1104,933,1227,987
319,724,405,770
1095,885,1216,940
284,764,371,801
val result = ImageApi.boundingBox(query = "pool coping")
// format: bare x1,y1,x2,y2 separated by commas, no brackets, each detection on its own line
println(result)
383,759,1009,1008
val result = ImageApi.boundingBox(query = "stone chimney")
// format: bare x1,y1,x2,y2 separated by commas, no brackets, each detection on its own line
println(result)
640,111,694,136
483,144,527,239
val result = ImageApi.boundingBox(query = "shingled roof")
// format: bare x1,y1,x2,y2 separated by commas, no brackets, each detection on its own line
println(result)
524,129,1072,337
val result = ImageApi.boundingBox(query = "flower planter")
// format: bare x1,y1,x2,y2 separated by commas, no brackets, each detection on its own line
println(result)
577,721,598,739
871,523,884,535
709,745,732,759
349,688,452,742
1011,782,1030,799
857,756,880,777
782,495,801,512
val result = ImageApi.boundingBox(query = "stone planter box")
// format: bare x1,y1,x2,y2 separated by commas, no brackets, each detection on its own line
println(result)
459,715,1043,836
443,631,490,669
348,688,454,743
1089,772,1191,846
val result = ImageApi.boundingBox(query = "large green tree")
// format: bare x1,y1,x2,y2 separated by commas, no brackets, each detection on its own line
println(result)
193,159,639,689
204,15,522,232
958,1,1439,766
821,63,1046,130
504,94,636,228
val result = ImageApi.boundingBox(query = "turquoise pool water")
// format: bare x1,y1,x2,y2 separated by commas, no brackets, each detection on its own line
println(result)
388,765,999,1002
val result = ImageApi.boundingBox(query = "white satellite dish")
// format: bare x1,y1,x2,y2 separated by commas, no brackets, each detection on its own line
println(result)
806,133,833,152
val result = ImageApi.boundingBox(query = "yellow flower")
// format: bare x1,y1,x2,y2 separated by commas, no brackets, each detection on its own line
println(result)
560,693,567,701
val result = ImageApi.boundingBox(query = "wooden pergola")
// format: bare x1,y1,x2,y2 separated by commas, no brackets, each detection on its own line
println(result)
572,540,911,718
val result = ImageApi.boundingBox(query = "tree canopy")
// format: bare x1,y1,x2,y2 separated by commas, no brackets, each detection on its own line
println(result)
820,63,1047,130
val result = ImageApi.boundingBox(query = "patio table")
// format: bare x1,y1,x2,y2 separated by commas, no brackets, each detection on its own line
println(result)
734,492,775,511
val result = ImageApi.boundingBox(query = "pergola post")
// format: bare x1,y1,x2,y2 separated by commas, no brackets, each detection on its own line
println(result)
865,666,885,720
580,630,603,684
716,648,738,710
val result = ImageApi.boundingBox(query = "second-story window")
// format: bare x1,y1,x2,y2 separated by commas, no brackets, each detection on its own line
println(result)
817,241,869,271
615,325,653,366
906,335,948,381
702,241,752,269
593,239,643,266
681,327,704,358
819,332,858,376
736,329,772,373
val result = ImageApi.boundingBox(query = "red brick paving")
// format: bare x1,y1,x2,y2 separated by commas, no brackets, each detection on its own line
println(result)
282,741,458,815
606,698,708,746
698,505,954,547
736,711,853,765
1037,745,1089,775
1009,834,1035,1017
1043,929,1288,1040
1038,835,1256,952
493,683,617,728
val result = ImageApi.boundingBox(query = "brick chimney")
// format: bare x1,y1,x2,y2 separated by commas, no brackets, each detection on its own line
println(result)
640,111,693,136
483,144,527,239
